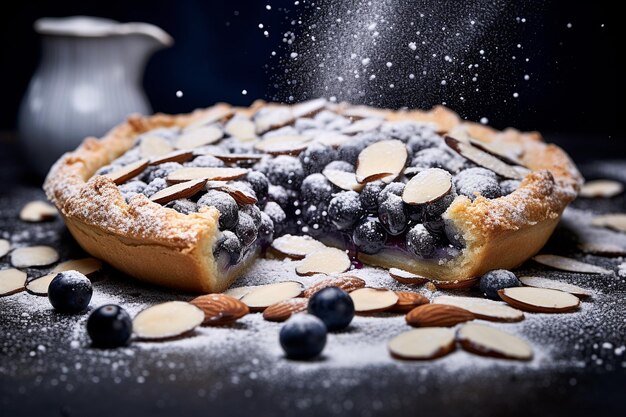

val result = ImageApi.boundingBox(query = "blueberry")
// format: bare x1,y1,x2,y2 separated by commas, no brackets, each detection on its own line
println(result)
423,218,446,241
262,155,304,190
411,147,453,170
119,180,147,202
235,212,258,247
213,231,242,264
301,203,331,236
406,224,436,258
424,187,457,218
300,173,334,205
479,269,521,300
377,182,405,206
197,190,239,230
380,121,427,143
328,191,365,230
245,171,269,201
406,204,424,223
240,204,262,224
500,179,521,196
406,132,441,154
444,220,465,248
165,199,198,214
324,160,354,172
142,178,167,198
299,142,337,175
455,172,501,200
378,194,408,236
258,212,275,244
338,139,370,165
143,162,183,183
353,218,387,254
359,181,385,213
263,201,287,236
87,304,133,348
279,314,327,360
308,287,355,331
455,167,497,181
184,155,225,168
267,184,291,209
48,271,93,313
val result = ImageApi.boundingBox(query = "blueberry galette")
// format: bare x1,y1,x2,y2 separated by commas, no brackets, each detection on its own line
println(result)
44,99,582,292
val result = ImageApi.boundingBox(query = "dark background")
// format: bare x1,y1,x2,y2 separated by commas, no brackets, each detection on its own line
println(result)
0,0,621,140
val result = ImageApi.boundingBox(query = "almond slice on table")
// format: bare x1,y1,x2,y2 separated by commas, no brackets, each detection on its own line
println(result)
579,179,623,198
303,275,366,298
498,287,580,313
240,281,304,312
405,303,475,327
341,118,383,135
388,291,429,313
349,288,399,314
532,254,611,274
263,298,309,322
591,214,626,233
402,168,453,205
577,242,626,257
224,285,260,300
149,179,207,205
356,140,407,183
433,295,524,322
139,135,174,158
388,328,456,360
270,234,326,259
189,294,249,326
20,201,58,222
104,159,149,185
518,276,592,298
225,117,257,141
254,134,312,155
205,181,258,205
25,273,56,296
388,268,429,285
457,323,533,361
149,150,194,165
133,301,204,340
295,247,351,276
52,258,103,276
444,136,526,180
431,277,479,290
0,268,26,297
322,168,364,192
167,167,248,183
176,126,224,149
0,239,10,258
10,246,59,268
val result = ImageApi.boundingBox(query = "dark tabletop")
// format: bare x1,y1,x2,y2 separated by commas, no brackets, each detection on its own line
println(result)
1,134,626,417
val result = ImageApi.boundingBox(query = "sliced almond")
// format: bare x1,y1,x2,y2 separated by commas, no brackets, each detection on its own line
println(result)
25,273,56,296
20,201,58,222
209,153,264,164
0,268,26,297
402,168,453,205
388,268,429,285
341,118,383,135
518,276,592,298
405,303,475,327
240,281,304,312
133,301,205,340
149,150,194,165
167,167,248,184
10,246,59,268
431,277,479,290
270,234,326,259
532,254,611,274
225,117,257,140
149,179,207,205
445,136,526,180
254,108,295,133
388,328,456,360
322,168,364,192
433,295,524,322
175,126,224,149
139,135,174,158
52,258,103,276
356,140,407,183
349,288,399,313
223,285,260,300
591,214,626,233
184,106,234,132
468,138,526,167
389,291,429,313
498,287,580,313
190,294,249,326
0,239,10,258
295,247,351,276
206,181,258,204
457,323,533,360
579,179,623,198
313,132,351,148
577,242,626,257
292,98,327,118
104,159,149,185
303,275,366,298
262,298,309,322
254,134,312,155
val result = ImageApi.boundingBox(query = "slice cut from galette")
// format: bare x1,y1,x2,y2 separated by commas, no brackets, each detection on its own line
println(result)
44,100,582,292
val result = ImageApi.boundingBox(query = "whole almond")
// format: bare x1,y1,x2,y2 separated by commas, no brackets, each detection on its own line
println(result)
303,275,366,298
190,294,249,326
405,304,474,327
389,291,429,313
263,298,308,322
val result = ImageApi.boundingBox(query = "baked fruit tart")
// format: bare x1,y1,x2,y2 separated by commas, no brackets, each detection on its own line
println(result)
44,99,582,292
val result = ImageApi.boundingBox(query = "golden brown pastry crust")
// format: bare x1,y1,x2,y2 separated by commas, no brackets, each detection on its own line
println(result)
44,102,582,292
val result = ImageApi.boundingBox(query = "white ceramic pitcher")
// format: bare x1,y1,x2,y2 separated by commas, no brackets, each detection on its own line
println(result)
18,16,173,176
